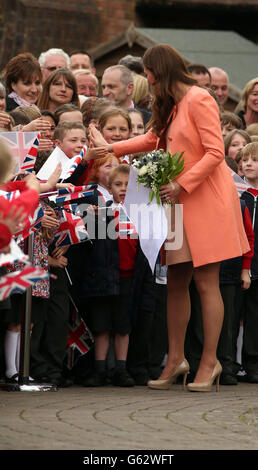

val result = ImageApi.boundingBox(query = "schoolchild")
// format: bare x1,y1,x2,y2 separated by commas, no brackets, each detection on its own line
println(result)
220,111,243,138
55,120,108,186
0,139,41,382
68,164,155,387
0,140,41,379
54,121,87,159
218,198,254,384
238,142,258,382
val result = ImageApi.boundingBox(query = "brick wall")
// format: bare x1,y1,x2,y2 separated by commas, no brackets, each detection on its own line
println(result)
0,0,138,69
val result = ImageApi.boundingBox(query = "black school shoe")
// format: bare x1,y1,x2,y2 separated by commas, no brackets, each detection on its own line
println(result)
82,372,108,387
220,373,238,385
47,376,74,388
5,373,19,383
112,369,135,387
246,372,258,383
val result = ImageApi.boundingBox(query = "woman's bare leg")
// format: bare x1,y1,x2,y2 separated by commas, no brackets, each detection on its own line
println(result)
193,262,224,383
159,261,193,379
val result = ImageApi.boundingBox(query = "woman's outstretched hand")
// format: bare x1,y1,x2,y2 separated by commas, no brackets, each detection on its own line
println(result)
88,123,109,148
159,180,183,204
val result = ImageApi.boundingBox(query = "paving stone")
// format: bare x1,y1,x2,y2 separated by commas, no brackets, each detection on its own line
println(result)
0,383,257,451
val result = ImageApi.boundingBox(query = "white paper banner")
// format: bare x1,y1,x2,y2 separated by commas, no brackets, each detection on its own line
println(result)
36,146,70,180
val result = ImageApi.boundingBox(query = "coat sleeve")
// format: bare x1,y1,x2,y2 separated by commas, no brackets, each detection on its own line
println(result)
112,129,158,157
0,184,39,219
176,92,225,194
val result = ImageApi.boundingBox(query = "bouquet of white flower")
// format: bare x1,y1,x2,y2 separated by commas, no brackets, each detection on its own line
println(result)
132,149,184,205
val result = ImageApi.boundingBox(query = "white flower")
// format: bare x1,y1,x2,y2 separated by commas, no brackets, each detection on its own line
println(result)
138,165,148,176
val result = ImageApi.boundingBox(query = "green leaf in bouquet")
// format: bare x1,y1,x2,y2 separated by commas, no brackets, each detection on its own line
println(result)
156,191,161,206
148,189,155,205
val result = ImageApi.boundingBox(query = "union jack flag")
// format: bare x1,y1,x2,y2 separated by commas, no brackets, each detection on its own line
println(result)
0,190,20,201
229,168,249,196
50,184,99,205
61,145,87,180
53,205,89,247
20,133,40,172
0,265,49,301
114,205,138,238
14,205,44,244
0,131,38,170
66,297,94,370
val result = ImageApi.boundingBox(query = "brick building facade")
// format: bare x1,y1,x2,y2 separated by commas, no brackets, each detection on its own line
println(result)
0,0,257,69
0,0,139,69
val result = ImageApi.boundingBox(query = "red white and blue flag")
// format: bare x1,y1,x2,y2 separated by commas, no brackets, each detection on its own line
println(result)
61,145,87,180
66,297,94,370
14,205,44,244
20,133,40,172
48,184,98,205
53,205,89,247
0,131,38,170
0,189,20,201
114,205,138,238
229,168,249,196
0,265,49,301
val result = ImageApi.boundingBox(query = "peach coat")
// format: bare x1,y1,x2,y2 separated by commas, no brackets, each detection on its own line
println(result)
113,86,250,267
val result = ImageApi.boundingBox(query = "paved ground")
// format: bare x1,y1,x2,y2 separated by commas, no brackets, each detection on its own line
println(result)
0,381,257,452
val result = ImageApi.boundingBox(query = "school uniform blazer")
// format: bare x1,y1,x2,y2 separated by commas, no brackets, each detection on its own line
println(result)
112,86,250,267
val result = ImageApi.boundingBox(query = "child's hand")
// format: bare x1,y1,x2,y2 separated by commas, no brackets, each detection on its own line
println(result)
84,147,109,161
56,183,74,189
0,244,11,254
51,245,69,258
0,206,26,234
22,118,51,133
48,255,68,268
86,204,99,214
0,112,11,128
39,162,62,192
42,208,59,229
38,138,54,152
24,172,41,193
241,269,251,290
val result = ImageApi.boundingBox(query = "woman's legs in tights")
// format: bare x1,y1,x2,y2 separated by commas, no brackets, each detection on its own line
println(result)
161,261,223,383
193,262,224,382
160,261,193,379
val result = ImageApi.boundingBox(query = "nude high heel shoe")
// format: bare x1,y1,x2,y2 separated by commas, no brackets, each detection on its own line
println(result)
147,359,190,390
187,361,222,392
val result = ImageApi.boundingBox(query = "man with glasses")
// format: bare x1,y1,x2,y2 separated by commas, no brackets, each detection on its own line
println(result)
38,48,70,83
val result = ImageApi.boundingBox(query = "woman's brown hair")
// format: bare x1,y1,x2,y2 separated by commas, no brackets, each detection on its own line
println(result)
37,69,79,110
142,44,197,137
3,52,42,94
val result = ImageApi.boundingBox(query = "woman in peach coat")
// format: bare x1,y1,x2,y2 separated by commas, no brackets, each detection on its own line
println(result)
90,44,250,392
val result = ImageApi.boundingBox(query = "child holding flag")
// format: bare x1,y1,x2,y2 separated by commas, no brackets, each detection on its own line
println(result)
68,164,155,387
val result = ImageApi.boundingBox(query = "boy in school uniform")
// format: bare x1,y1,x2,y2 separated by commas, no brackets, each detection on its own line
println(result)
68,164,155,387
239,142,258,383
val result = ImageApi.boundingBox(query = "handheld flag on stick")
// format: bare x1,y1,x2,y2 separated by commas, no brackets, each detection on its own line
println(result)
0,265,49,301
66,296,94,370
20,133,40,172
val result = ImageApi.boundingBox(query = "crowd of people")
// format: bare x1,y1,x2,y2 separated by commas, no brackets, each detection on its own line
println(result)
0,44,258,392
